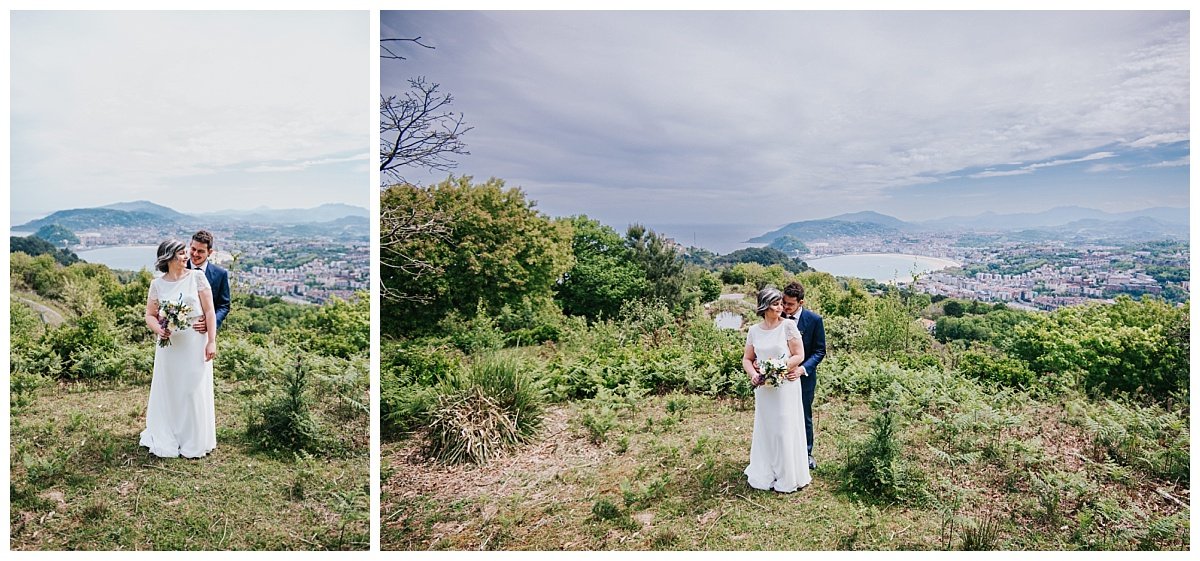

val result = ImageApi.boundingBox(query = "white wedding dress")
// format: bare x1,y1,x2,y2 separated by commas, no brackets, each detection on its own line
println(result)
744,320,811,492
139,270,217,459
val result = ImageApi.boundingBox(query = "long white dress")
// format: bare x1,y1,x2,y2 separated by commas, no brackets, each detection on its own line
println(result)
744,320,811,492
139,270,217,459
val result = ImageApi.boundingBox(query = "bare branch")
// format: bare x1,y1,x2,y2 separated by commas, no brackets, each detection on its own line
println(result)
380,37,434,60
380,77,472,183
379,186,451,304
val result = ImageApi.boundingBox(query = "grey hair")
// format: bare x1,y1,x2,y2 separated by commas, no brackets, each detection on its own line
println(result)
756,286,782,317
155,239,187,273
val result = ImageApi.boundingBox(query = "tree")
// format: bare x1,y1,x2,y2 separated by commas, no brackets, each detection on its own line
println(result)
942,300,965,318
34,224,79,246
378,35,472,304
625,224,687,309
555,216,649,321
380,77,471,183
380,176,573,334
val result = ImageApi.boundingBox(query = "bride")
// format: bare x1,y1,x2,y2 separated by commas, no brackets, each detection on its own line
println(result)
743,286,811,492
140,239,218,459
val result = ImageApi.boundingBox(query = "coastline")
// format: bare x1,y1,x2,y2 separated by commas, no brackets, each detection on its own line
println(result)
805,252,961,284
806,252,961,269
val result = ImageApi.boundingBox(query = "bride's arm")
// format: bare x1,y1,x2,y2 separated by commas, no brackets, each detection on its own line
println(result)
742,342,761,386
145,288,168,339
198,286,217,360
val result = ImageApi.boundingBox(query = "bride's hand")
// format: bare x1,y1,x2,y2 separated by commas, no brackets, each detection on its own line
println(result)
159,327,171,339
205,341,217,362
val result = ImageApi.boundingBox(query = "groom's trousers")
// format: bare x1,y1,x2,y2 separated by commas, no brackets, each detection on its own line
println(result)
800,370,816,456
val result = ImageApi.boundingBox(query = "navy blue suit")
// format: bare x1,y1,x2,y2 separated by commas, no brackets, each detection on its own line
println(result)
791,307,825,456
194,262,231,330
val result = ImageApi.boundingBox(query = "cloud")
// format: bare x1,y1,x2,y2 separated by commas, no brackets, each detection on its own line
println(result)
245,153,370,173
11,11,368,213
383,11,1189,224
1127,132,1190,148
970,169,1034,179
1146,157,1189,168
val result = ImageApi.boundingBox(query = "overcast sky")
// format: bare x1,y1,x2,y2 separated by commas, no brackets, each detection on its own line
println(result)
10,11,368,223
382,11,1189,247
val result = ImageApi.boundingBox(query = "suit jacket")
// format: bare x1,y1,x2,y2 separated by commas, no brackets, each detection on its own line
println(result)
793,307,826,376
199,262,231,330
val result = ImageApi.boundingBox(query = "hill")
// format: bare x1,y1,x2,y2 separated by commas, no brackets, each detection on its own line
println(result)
10,235,81,265
100,200,192,221
17,208,180,231
748,219,899,243
199,203,368,224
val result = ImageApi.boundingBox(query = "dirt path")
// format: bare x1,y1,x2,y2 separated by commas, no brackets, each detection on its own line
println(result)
13,295,65,326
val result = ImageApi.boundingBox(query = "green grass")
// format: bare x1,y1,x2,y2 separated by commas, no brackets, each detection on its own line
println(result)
381,393,1188,550
10,377,369,551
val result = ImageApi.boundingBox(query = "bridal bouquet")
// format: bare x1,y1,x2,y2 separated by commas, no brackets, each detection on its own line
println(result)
758,357,789,387
157,295,194,347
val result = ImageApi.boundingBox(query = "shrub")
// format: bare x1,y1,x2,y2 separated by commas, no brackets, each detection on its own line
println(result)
423,355,546,464
246,357,327,455
840,407,928,505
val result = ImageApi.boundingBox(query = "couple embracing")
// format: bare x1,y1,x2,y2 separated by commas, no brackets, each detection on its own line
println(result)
742,282,826,493
139,230,232,459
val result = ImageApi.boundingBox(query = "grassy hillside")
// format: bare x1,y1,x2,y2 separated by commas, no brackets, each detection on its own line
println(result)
9,254,370,550
380,280,1189,551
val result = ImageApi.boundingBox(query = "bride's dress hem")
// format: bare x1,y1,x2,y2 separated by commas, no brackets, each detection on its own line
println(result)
139,433,215,459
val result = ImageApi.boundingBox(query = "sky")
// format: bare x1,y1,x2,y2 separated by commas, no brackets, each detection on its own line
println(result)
381,11,1190,248
9,11,369,224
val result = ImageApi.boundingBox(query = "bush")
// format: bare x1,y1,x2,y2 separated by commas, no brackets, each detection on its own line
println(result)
423,355,546,464
246,357,328,455
1065,397,1189,483
840,407,928,505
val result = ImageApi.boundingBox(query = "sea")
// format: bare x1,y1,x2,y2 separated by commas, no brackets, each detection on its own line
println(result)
805,253,960,283
74,245,159,272
652,223,766,255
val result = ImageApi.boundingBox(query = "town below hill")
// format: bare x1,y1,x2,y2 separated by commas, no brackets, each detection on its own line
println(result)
11,200,368,304
731,206,1189,309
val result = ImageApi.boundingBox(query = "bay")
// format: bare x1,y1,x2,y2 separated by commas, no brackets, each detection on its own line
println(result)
805,253,959,283
75,245,158,272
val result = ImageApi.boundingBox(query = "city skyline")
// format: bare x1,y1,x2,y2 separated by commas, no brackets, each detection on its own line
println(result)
10,11,370,221
382,11,1189,227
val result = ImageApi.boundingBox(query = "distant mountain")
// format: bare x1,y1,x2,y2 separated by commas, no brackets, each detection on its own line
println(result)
17,208,182,231
827,211,914,230
748,219,899,243
1053,216,1188,240
277,215,369,238
920,206,1188,231
747,206,1188,245
100,200,192,221
198,203,368,224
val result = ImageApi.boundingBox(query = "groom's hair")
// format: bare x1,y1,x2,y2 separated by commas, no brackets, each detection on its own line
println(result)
783,282,806,301
192,230,214,250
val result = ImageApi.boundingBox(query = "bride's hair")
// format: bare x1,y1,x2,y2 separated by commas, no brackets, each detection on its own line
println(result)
756,286,782,317
155,239,187,273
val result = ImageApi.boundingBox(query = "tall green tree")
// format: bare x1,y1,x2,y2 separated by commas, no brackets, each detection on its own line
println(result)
625,224,686,308
555,216,649,321
380,176,573,334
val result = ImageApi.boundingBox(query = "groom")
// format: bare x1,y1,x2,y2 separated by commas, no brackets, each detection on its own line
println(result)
781,281,825,470
188,229,231,334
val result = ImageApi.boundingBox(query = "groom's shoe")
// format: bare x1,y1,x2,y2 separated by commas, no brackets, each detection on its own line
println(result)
809,457,817,470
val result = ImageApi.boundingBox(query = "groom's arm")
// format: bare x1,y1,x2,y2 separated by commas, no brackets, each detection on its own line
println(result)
213,269,231,329
801,314,826,374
